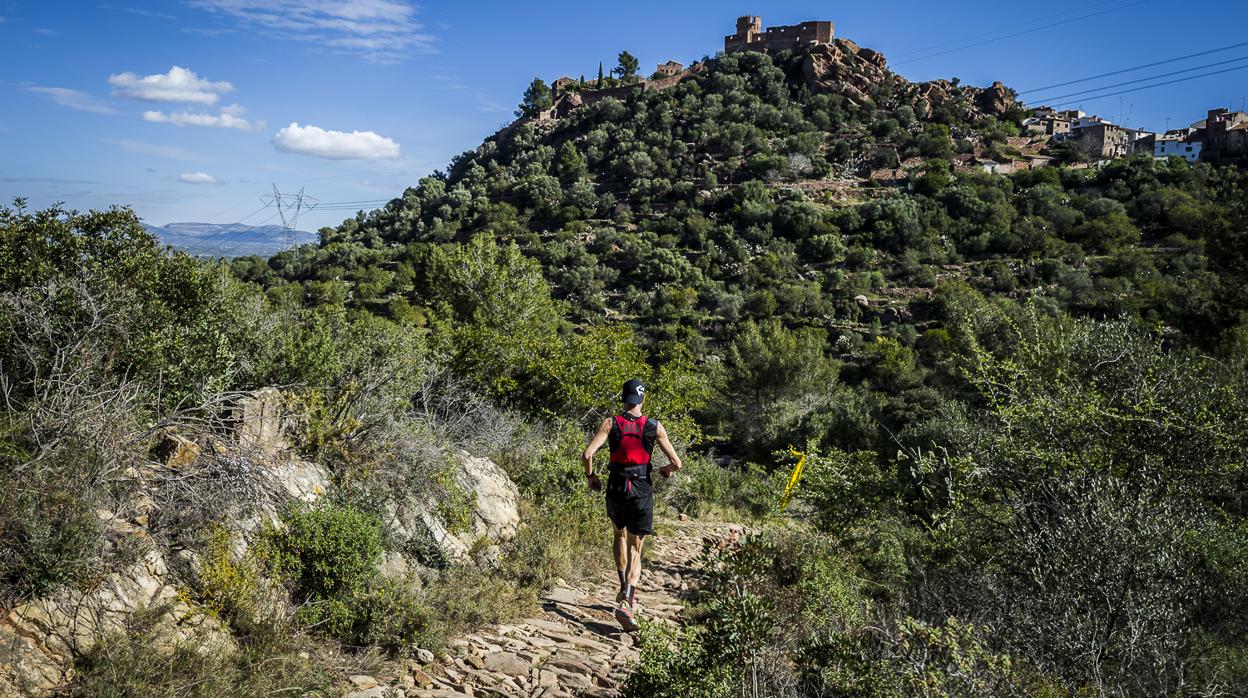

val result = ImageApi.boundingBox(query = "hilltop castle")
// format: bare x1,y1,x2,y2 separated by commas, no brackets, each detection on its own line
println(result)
724,15,834,54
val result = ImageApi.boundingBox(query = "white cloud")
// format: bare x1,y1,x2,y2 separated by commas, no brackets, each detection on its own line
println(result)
271,122,400,160
99,5,178,20
178,172,221,184
27,86,116,114
108,66,233,105
143,103,263,130
188,0,434,63
107,138,202,161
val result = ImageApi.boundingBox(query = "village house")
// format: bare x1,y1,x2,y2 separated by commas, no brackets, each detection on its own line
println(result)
1024,114,1072,137
1072,122,1131,159
1202,108,1248,165
724,15,834,54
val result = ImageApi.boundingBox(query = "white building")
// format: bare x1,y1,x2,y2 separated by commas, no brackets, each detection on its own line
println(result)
1155,134,1202,162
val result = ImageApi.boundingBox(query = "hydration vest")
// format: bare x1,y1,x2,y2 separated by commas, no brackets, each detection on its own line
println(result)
608,414,658,491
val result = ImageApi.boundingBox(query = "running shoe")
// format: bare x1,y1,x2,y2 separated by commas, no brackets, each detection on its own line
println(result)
615,602,640,632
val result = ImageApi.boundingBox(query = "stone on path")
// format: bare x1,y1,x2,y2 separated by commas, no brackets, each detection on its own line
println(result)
481,652,530,676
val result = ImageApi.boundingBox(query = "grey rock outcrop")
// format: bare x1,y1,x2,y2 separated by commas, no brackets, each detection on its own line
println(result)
1,387,523,695
803,39,1016,119
0,549,229,695
1,387,317,695
384,450,520,567
232,386,288,457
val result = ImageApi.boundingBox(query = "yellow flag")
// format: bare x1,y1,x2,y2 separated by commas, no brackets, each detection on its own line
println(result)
778,447,806,511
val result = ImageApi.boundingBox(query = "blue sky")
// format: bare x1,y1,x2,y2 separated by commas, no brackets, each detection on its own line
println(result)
3,0,1247,232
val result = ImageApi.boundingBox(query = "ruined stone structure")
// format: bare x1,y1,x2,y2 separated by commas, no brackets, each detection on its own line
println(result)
655,60,684,77
725,15,834,54
551,76,577,94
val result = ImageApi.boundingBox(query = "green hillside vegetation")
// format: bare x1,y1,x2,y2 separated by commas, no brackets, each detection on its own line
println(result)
4,41,1248,696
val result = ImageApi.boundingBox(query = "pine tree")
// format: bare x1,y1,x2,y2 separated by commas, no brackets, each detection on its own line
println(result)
515,78,552,119
614,51,640,83
597,62,604,87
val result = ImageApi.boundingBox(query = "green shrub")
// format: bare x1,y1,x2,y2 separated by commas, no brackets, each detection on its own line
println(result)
798,447,897,532
658,455,775,519
268,503,383,601
622,622,734,698
192,526,286,641
295,579,437,655
498,497,607,591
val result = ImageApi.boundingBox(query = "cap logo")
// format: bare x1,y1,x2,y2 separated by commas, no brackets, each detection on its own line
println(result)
635,386,645,396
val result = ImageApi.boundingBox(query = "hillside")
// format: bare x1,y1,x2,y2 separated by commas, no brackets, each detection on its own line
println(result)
242,38,1247,457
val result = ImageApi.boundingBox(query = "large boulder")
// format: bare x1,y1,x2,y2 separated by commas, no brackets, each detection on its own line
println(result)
384,450,521,567
975,81,1016,117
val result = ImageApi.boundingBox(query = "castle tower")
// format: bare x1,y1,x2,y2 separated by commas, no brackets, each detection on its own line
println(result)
726,15,762,53
737,15,762,34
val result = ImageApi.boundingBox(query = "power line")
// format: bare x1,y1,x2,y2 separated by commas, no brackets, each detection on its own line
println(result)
268,160,446,187
893,0,1155,66
1020,40,1248,94
890,0,1127,60
1031,54,1248,104
1046,63,1248,108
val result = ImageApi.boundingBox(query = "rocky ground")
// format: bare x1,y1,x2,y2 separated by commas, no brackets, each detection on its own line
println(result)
345,519,746,698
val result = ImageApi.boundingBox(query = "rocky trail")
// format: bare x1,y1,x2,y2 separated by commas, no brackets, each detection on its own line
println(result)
347,519,746,698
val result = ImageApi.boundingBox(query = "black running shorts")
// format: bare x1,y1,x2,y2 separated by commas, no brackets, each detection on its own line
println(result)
605,474,654,536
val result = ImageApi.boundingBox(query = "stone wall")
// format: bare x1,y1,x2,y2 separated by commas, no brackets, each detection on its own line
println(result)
535,66,699,124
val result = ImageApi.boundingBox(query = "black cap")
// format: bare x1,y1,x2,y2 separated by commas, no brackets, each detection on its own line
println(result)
622,379,646,405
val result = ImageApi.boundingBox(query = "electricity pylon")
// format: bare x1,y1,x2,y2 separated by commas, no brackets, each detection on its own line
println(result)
262,185,319,248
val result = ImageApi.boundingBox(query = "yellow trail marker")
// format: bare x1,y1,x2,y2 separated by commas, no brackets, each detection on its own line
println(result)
778,447,806,511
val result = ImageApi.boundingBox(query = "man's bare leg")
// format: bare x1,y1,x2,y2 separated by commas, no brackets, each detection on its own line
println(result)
624,532,647,606
613,526,628,597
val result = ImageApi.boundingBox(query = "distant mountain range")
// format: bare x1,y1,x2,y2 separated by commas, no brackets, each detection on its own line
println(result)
143,222,317,258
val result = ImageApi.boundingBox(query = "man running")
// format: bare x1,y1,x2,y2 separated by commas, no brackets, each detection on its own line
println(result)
583,379,682,632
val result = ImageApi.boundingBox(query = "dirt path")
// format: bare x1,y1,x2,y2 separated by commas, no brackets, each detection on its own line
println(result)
360,519,745,698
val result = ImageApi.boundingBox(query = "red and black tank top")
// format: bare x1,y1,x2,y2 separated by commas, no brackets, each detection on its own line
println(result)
608,414,659,472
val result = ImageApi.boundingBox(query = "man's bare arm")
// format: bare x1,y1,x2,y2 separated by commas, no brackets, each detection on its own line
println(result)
656,422,682,477
583,418,612,476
